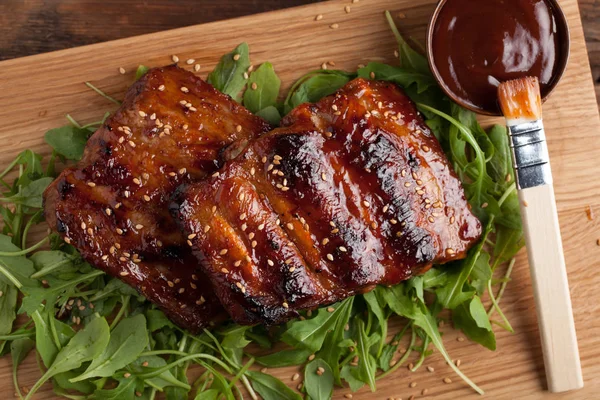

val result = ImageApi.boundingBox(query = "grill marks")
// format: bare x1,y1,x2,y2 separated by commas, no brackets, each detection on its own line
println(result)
173,78,482,325
44,65,271,332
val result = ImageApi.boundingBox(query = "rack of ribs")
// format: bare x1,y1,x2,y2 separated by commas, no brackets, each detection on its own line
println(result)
172,78,482,325
43,65,271,332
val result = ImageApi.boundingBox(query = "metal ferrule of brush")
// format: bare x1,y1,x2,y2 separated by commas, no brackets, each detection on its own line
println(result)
508,120,553,190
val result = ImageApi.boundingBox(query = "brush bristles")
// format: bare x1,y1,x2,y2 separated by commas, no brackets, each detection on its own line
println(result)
498,77,542,122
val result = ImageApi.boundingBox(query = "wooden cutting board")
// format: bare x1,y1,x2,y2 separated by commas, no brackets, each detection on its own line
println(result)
1,0,599,399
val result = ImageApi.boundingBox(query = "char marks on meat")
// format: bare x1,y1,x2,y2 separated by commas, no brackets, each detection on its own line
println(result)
43,65,271,332
172,78,482,325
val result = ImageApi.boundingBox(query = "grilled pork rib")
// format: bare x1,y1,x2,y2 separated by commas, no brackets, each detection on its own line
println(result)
172,78,482,325
43,65,271,332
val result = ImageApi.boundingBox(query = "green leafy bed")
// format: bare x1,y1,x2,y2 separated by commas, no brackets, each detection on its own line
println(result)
0,12,523,400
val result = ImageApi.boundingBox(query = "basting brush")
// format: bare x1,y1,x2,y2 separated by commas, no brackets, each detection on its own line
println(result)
498,77,583,393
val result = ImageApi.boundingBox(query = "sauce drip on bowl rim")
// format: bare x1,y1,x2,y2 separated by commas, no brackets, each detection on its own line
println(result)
429,0,568,115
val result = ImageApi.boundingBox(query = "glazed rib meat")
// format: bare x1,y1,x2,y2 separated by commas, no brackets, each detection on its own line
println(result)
172,78,482,325
43,65,271,332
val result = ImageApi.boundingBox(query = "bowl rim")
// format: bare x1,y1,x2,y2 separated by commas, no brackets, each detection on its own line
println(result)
425,0,571,116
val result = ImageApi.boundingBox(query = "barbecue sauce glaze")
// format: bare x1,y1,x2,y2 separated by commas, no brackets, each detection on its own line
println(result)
431,0,564,114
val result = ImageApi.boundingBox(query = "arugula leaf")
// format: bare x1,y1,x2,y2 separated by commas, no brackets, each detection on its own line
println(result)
340,364,364,392
354,319,377,392
470,252,492,295
384,10,429,73
412,306,484,395
13,150,44,187
94,376,136,400
255,348,313,368
53,370,96,395
284,70,354,114
358,62,435,93
0,282,17,353
247,371,302,400
243,62,281,114
305,359,334,400
4,177,53,208
282,301,348,352
11,338,35,398
26,316,110,400
146,309,175,332
316,297,353,384
453,297,496,350
136,65,150,80
72,314,148,381
208,43,250,102
255,106,282,125
45,126,92,161
436,220,492,309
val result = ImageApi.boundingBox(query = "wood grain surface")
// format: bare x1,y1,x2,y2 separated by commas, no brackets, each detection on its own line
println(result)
0,0,599,399
1,0,598,108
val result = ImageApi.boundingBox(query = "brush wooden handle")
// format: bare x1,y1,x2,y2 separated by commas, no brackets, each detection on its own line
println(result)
518,184,583,392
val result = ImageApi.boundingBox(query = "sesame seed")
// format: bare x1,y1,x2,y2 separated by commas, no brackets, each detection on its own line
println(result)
317,366,325,375
143,195,151,202
327,307,335,312
194,64,201,72
196,297,206,305
102,255,109,261
186,58,195,65
251,240,257,248
204,226,211,233
363,200,370,207
120,271,130,276
289,266,296,272
119,67,126,74
219,249,228,255
233,54,241,61
331,228,339,234
427,366,435,372
344,394,353,399
409,381,417,388
428,216,435,223
158,84,165,91
456,359,462,367
522,200,529,207
248,232,255,240
138,111,146,117
422,388,429,396
236,124,242,133
339,246,348,252
178,288,185,294
422,145,431,152
180,86,189,93
481,202,488,208
172,55,179,63
282,302,289,308
267,259,274,266
221,268,229,274
87,182,96,187
136,224,144,229
315,14,323,21
370,71,375,79
179,168,187,174
251,82,258,90
258,223,265,231
327,254,334,261
308,354,316,361
128,140,136,148
345,5,351,13
330,23,339,29
243,72,249,79
450,216,456,224
457,337,465,342
446,248,455,255
292,373,300,381
444,377,452,384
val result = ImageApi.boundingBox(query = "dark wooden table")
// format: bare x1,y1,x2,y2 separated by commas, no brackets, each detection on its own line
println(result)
1,0,598,107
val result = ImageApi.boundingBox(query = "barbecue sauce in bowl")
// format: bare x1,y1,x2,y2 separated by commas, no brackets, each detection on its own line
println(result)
428,0,569,115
